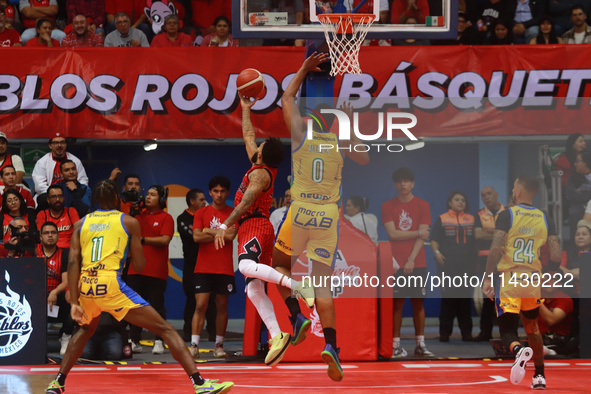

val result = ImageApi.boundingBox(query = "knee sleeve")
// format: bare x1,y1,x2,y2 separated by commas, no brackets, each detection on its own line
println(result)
239,258,258,278
499,312,520,348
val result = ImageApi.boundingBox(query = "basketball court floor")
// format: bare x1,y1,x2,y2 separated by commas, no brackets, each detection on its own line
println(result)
6,359,590,393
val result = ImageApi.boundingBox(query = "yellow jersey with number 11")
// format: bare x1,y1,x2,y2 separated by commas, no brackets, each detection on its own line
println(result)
292,130,343,205
498,204,548,273
80,210,129,273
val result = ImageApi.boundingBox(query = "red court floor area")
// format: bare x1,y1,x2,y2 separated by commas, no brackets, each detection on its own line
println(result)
4,360,590,393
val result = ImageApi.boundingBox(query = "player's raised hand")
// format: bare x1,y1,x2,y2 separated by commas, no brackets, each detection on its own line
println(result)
239,94,257,109
302,52,330,72
71,304,88,324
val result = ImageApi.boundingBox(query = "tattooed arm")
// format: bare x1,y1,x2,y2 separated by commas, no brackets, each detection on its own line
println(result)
214,169,270,249
482,229,506,298
240,95,259,160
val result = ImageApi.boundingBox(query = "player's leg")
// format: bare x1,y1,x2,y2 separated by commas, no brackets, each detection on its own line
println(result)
46,315,100,394
411,297,433,356
392,297,407,356
522,307,546,389
245,278,291,365
191,286,211,358
124,305,233,393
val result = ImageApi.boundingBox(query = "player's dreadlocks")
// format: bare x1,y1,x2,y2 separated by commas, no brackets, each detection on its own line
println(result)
91,179,121,210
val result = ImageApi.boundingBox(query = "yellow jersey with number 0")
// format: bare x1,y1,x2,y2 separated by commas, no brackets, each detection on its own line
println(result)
498,205,548,272
80,210,129,273
292,131,343,205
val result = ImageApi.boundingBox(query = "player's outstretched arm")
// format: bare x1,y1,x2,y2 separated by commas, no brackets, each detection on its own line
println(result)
240,94,259,160
214,169,269,249
282,52,330,145
124,215,146,273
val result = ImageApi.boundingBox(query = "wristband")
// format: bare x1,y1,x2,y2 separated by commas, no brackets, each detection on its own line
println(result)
219,224,228,231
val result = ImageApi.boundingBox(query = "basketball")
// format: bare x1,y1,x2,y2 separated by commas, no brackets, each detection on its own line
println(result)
237,68,265,98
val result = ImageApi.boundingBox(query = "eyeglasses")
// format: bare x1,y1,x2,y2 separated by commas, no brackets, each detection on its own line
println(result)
5,198,19,204
50,141,67,146
48,195,64,200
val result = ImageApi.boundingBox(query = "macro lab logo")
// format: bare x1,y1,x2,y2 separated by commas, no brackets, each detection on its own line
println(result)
305,107,419,153
0,271,33,357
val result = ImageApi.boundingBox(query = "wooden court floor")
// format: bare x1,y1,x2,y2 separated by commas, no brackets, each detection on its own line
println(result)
3,359,590,393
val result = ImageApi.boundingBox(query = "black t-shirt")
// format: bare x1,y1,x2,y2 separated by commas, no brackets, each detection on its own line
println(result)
177,209,199,268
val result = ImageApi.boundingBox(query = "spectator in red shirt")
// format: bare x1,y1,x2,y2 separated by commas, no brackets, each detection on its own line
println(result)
105,0,153,41
66,0,105,35
189,176,237,359
0,165,36,212
151,14,192,47
0,8,21,47
25,18,60,47
390,0,430,24
20,0,66,44
201,16,238,47
38,221,74,356
61,14,104,47
36,185,80,249
126,185,174,355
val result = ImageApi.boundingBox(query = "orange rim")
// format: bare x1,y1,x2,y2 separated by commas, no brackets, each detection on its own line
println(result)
318,13,376,34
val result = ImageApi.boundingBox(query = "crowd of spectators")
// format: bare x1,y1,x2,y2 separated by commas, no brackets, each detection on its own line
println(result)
3,0,591,48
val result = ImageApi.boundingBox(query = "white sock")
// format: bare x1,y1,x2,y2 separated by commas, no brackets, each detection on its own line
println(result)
239,258,288,288
280,275,294,290
215,335,224,345
246,279,281,339
393,337,401,346
192,335,200,346
416,335,425,346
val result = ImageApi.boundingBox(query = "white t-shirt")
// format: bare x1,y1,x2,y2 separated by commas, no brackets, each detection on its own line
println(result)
574,31,586,44
0,154,25,173
345,212,378,243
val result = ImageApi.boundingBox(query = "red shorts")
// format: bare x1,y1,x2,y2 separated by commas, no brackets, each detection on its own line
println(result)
237,217,274,267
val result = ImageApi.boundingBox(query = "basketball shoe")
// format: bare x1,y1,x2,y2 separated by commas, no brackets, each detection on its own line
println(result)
321,344,343,382
194,380,234,393
293,281,315,308
531,374,546,390
291,313,311,346
265,332,291,366
511,346,533,384
45,380,65,394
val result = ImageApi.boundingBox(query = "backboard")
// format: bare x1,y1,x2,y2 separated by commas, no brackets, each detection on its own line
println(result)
233,0,458,39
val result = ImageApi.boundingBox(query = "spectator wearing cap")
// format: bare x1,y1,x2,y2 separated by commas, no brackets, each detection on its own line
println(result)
0,132,26,186
0,7,22,47
32,133,88,210
61,14,104,47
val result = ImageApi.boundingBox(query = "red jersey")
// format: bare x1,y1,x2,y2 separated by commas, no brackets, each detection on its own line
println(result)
381,196,431,269
127,210,174,280
37,245,68,293
538,293,573,336
22,0,55,28
193,205,235,275
234,164,277,222
0,28,21,47
36,208,80,249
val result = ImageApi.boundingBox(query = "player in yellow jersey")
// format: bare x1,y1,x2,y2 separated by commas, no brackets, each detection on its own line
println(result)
272,52,369,382
482,175,560,390
46,180,233,394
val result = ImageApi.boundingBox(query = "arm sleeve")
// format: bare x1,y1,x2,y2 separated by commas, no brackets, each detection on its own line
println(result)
430,217,443,242
495,209,511,232
60,249,70,274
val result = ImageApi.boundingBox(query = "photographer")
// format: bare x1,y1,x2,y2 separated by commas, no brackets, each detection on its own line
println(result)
4,217,37,258
37,221,74,355
1,189,36,257
120,173,145,217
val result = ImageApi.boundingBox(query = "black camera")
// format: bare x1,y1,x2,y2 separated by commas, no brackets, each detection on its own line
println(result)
122,188,145,217
129,196,145,218
4,226,40,253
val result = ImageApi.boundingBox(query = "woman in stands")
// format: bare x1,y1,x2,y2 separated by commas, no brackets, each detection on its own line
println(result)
201,16,238,47
25,18,59,47
151,14,192,47
344,195,378,244
486,19,514,45
530,16,563,44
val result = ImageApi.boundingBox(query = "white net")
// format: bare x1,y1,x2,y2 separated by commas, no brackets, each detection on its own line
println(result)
318,14,375,76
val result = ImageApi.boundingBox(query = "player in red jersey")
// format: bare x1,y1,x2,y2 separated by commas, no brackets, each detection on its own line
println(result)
215,95,312,366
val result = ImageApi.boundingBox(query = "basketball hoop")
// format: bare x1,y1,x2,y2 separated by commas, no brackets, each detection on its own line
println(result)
318,13,375,76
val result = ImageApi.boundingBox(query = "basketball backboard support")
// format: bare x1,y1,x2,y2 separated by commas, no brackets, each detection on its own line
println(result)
233,0,457,40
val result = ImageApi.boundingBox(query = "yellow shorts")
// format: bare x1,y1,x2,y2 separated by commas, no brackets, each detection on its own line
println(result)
274,201,339,267
78,270,148,326
495,270,543,316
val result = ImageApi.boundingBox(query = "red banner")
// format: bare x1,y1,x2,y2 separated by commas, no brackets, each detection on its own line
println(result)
1,46,590,140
